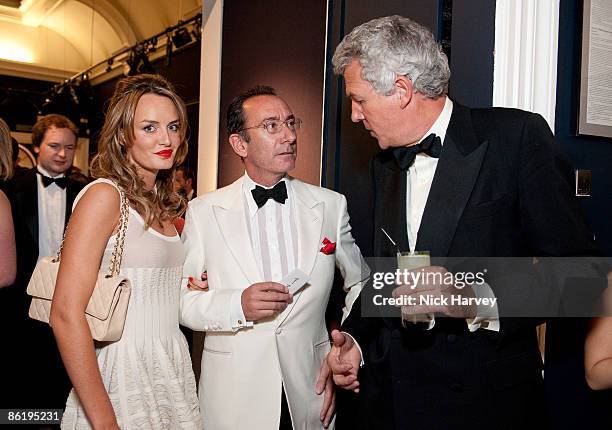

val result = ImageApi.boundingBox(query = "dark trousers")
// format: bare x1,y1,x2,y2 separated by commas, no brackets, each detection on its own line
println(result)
280,387,293,430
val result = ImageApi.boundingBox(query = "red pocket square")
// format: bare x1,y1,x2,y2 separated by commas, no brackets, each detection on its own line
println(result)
320,237,336,255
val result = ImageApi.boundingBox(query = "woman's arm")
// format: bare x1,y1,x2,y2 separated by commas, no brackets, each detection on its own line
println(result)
0,190,16,288
50,183,121,429
585,316,612,390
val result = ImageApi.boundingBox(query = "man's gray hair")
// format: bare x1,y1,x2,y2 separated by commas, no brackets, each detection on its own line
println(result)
332,15,450,98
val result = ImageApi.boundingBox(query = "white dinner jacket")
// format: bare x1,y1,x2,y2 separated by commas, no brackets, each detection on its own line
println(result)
180,175,367,430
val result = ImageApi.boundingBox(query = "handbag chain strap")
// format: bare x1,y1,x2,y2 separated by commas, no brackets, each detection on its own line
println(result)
107,189,130,277
55,186,130,278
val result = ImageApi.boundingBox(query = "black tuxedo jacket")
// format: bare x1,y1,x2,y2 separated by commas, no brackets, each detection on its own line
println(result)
10,168,84,286
342,103,600,429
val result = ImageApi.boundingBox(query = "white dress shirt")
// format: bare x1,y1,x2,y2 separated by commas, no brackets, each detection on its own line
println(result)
405,97,499,332
36,165,66,261
229,173,297,329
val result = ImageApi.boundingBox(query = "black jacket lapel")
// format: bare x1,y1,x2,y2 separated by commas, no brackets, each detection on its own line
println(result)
416,103,488,256
372,150,410,256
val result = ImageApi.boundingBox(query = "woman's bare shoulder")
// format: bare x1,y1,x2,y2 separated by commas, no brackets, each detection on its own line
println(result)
73,182,121,224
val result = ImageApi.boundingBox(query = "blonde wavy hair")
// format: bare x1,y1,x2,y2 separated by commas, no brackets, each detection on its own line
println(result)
91,74,188,227
0,117,13,180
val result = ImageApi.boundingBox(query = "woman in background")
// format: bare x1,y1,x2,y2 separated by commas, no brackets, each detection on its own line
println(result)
50,74,201,429
0,117,16,288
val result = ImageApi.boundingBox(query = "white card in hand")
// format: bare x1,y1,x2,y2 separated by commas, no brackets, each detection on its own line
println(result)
280,269,309,295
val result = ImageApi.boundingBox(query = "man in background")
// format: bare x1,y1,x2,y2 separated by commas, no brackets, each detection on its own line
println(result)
5,114,86,409
175,165,195,201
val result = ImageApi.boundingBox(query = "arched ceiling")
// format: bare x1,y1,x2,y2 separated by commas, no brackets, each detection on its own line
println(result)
0,0,202,81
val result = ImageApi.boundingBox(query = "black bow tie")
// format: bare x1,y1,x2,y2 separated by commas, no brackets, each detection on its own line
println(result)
392,133,442,171
38,172,68,189
251,181,288,208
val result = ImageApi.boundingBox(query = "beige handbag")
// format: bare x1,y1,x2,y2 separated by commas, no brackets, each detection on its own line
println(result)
27,186,132,342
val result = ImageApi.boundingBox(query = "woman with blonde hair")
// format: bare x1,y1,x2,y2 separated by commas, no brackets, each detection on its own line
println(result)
50,74,201,429
0,117,16,288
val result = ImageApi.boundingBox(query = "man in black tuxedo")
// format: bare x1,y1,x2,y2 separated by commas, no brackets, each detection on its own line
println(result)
5,114,85,409
321,16,601,429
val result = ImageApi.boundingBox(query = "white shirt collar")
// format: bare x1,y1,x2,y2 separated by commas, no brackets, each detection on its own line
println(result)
37,165,66,179
242,172,289,219
418,96,453,146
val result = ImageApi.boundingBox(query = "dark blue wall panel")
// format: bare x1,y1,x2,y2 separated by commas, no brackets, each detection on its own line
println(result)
448,0,496,107
556,0,612,255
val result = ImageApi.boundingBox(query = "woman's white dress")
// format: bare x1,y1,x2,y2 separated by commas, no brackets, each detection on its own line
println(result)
61,179,201,429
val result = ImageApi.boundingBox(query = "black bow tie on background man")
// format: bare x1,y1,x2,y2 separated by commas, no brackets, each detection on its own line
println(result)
392,133,442,171
251,181,288,208
37,171,68,189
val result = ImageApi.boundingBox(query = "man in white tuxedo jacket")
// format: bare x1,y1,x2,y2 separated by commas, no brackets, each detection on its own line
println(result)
180,86,367,430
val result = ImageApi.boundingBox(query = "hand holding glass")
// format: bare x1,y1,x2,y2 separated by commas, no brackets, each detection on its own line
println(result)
397,251,433,324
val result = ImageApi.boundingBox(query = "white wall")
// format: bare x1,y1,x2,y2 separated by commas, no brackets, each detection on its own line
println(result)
493,0,560,130
196,0,223,195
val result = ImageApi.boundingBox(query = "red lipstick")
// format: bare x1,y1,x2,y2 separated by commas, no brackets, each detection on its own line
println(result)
155,149,173,159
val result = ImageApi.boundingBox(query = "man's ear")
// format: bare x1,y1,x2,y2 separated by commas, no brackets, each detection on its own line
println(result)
33,145,40,154
229,133,248,158
395,75,413,109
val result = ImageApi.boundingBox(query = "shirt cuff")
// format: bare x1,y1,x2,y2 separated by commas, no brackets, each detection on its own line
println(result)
402,314,436,330
466,282,500,332
230,290,253,330
341,331,365,367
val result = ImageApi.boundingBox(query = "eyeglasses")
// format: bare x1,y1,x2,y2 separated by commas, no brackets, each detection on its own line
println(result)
239,117,302,135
